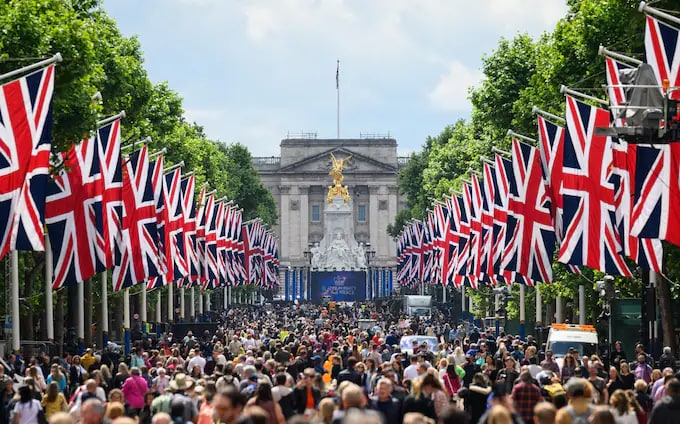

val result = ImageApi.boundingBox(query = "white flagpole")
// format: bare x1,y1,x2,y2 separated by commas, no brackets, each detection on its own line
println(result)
10,251,20,352
336,60,340,139
180,287,186,320
205,293,210,312
156,291,161,323
44,234,54,342
101,273,109,345
0,53,62,82
190,287,195,319
77,281,85,349
141,284,147,322
198,291,204,315
167,283,174,322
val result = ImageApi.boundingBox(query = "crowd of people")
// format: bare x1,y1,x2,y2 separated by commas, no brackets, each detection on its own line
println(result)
0,301,678,424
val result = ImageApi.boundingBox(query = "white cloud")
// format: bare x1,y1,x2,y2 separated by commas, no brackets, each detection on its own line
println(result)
428,61,483,112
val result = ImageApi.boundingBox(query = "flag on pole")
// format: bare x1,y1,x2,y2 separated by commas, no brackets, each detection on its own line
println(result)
45,135,104,288
0,64,55,259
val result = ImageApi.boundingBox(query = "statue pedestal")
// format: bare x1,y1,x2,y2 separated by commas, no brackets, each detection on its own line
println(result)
313,195,363,270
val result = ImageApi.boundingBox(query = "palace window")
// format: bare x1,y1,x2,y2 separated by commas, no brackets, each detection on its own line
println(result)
357,204,367,223
311,204,321,222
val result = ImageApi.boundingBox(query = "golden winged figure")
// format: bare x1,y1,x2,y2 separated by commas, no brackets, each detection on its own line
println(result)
327,152,352,203
329,152,351,186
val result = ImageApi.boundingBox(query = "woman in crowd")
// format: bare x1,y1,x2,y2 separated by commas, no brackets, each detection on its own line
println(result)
112,363,130,390
606,367,626,399
618,362,634,390
403,378,436,419
40,382,66,419
11,385,43,424
45,365,67,396
458,373,492,424
561,354,578,384
608,389,637,424
69,356,86,394
245,381,285,424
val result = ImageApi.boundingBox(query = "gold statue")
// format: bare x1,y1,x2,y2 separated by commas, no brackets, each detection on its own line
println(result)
327,152,352,203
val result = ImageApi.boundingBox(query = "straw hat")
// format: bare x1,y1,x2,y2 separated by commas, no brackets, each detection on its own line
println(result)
169,373,194,391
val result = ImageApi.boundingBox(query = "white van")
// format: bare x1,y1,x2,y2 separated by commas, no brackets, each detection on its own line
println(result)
545,324,599,369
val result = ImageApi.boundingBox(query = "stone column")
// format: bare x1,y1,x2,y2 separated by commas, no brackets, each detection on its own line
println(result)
279,185,291,261
298,185,310,258
368,185,380,251
387,185,399,259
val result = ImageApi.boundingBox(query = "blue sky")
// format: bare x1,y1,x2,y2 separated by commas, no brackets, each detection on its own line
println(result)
104,0,568,157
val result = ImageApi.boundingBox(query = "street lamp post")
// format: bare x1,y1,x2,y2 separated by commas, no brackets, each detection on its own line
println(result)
303,243,313,301
364,243,376,299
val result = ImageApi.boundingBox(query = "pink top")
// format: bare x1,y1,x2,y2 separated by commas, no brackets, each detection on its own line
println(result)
121,375,148,409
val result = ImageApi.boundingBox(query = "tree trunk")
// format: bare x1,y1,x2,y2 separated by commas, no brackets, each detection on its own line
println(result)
656,274,676,353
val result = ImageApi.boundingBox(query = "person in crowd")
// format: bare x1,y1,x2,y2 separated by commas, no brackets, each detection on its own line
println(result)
562,378,595,423
608,389,637,424
533,402,556,424
41,382,67,420
245,380,285,424
120,367,147,416
11,384,44,424
610,342,627,370
457,373,491,424
511,370,542,424
561,354,578,384
648,378,680,424
211,386,247,424
293,368,320,416
369,377,402,423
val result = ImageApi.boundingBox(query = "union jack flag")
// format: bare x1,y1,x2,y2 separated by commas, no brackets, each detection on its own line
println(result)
449,194,469,288
243,220,264,285
644,15,680,100
605,57,664,272
215,200,230,287
45,136,104,288
559,97,631,276
455,185,473,288
396,225,411,286
467,174,484,285
480,163,496,283
162,168,187,283
202,194,220,289
195,186,208,287
408,221,424,285
180,175,199,287
500,139,555,286
113,146,162,291
631,143,680,248
537,115,581,275
0,65,54,259
421,212,435,285
437,198,456,287
604,57,633,127
147,155,166,289
221,204,235,286
434,201,451,285
229,207,247,284
96,119,122,268
492,154,512,284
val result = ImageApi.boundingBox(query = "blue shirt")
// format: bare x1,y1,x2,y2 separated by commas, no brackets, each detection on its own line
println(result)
46,374,67,393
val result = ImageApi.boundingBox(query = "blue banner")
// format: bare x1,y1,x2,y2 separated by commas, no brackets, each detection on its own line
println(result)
311,271,366,302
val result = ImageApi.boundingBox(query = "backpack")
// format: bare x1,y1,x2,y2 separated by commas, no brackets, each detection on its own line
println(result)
152,393,173,415
543,383,566,399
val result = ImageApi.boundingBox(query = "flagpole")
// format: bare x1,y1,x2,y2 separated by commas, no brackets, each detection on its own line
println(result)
190,287,195,320
156,291,161,323
123,288,130,355
180,286,186,320
101,273,109,346
10,251,20,352
0,53,62,82
167,283,174,322
141,284,147,322
336,59,340,139
44,233,54,342
77,281,85,353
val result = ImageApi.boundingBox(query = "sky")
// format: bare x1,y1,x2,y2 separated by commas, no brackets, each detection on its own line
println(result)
104,0,569,157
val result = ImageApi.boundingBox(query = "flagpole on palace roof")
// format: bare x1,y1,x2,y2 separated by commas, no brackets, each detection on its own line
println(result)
336,60,340,139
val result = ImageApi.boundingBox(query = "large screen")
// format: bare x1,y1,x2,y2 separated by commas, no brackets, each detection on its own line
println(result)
310,271,366,302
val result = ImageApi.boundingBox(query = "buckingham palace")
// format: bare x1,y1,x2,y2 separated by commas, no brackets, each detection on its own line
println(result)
252,135,409,275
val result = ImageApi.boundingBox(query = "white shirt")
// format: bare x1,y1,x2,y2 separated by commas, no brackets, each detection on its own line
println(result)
403,364,420,381
187,356,207,374
271,385,293,402
12,400,41,424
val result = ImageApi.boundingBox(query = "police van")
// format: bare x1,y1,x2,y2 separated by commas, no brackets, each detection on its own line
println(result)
545,324,599,368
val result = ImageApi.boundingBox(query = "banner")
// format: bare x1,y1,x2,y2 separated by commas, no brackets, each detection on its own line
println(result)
310,271,366,302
